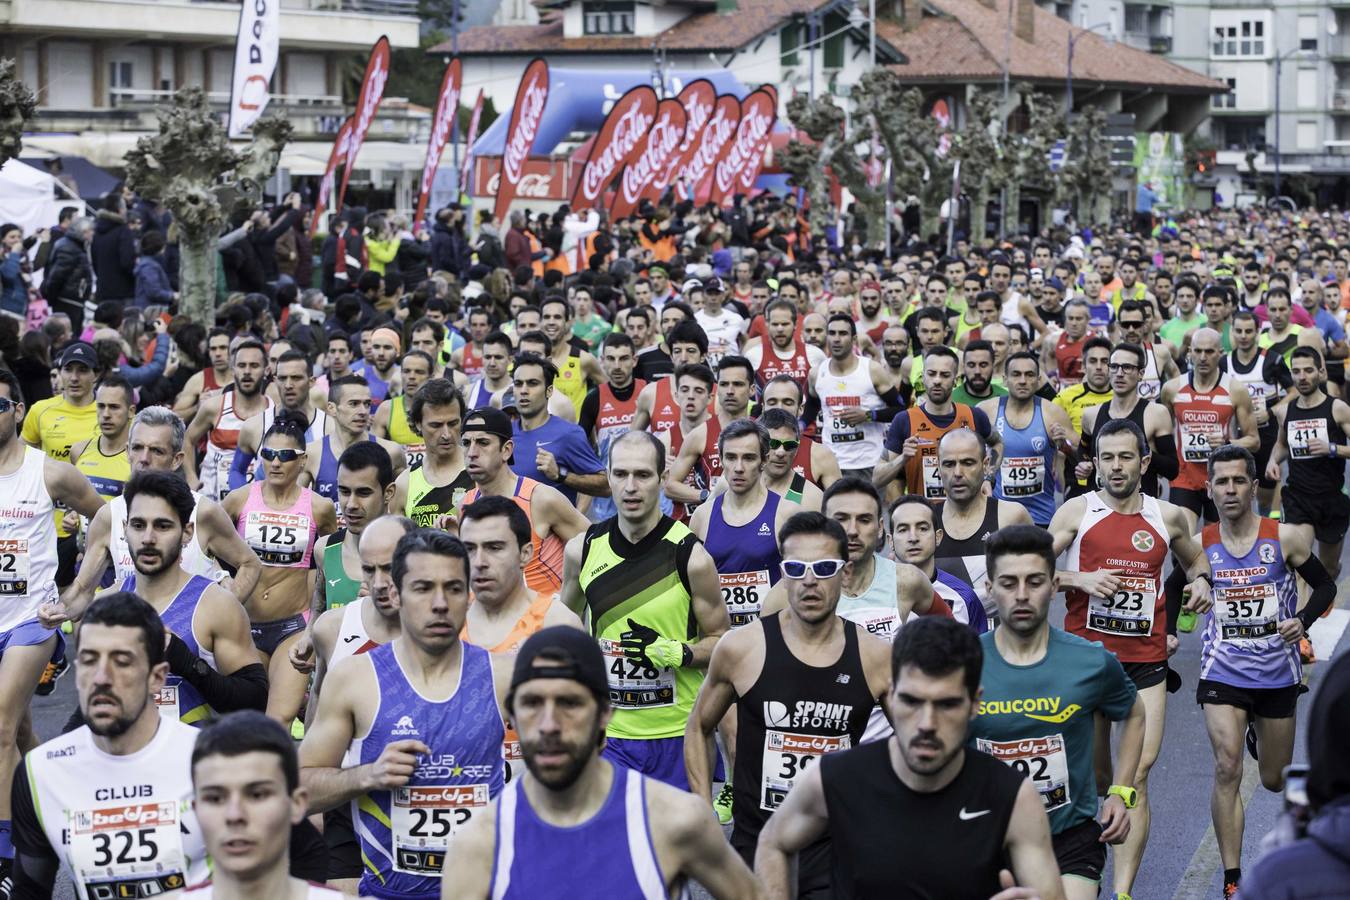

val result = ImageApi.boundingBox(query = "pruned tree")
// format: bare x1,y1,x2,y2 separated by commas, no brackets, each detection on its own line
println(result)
953,89,1001,245
0,59,37,168
1059,106,1113,227
781,94,877,241
125,89,293,324
992,85,1060,236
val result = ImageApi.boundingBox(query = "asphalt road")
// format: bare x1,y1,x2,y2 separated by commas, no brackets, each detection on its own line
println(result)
29,562,1350,900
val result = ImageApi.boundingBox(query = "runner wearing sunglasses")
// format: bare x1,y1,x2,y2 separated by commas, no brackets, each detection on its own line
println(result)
759,409,823,511
222,410,337,726
1077,343,1177,500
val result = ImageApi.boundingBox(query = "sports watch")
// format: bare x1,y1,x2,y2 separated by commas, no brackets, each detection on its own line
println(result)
1107,784,1138,809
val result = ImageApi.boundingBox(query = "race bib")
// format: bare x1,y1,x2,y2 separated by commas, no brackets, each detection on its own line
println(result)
1179,423,1213,463
243,510,309,565
1289,419,1330,460
503,732,524,785
920,451,944,499
761,731,850,811
977,734,1071,813
0,538,30,595
600,638,676,709
999,456,1045,498
720,570,769,628
152,681,181,721
69,801,188,898
826,398,864,444
404,444,426,470
1214,582,1280,641
391,783,489,876
1088,574,1157,637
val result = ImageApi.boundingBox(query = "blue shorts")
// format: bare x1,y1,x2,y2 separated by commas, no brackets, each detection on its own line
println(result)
249,613,307,656
603,735,724,791
1,618,64,663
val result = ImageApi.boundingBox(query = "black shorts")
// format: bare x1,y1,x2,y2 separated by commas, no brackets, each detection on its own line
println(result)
1282,488,1350,546
733,833,832,899
323,806,364,880
1255,427,1279,491
1170,486,1218,524
1196,678,1304,719
1052,817,1106,883
1122,660,1168,690
250,613,308,656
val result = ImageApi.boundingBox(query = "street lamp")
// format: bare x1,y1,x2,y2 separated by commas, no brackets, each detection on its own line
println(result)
1066,21,1113,118
1274,47,1309,200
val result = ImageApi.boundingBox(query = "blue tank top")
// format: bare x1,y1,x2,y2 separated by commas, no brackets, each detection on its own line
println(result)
352,641,505,900
489,765,674,900
1200,519,1301,689
705,491,783,628
934,568,989,635
366,366,392,412
317,435,374,514
120,573,216,724
992,397,1058,526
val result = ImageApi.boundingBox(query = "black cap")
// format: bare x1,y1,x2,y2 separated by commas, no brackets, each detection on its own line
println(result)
704,275,726,293
509,627,610,707
462,407,515,464
58,342,97,370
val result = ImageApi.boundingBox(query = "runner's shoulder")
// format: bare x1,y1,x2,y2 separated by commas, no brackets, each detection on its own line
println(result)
1045,626,1123,666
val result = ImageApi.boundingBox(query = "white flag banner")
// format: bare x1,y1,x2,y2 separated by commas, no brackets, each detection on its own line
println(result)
227,0,281,138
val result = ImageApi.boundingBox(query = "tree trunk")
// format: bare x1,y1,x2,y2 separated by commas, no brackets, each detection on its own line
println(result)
1003,177,1022,237
179,232,216,326
971,183,990,245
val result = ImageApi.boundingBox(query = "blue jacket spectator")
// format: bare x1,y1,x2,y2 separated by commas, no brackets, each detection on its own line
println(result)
92,327,170,390
133,230,175,308
429,207,470,278
91,195,137,302
0,222,27,317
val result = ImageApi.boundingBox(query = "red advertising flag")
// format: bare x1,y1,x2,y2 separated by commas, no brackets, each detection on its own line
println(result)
711,86,777,205
459,88,486,193
611,98,687,220
734,85,779,196
414,57,462,226
336,35,391,212
495,58,550,223
311,116,355,236
681,94,741,203
646,79,716,205
571,84,657,210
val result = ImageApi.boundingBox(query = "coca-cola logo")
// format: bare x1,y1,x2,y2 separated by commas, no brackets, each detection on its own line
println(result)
485,171,554,197
653,81,715,194
504,67,549,185
682,98,739,187
580,95,655,202
346,38,390,170
715,94,773,197
419,62,461,200
619,105,684,206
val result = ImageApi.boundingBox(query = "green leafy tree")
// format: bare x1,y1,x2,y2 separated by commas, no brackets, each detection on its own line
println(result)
1059,106,1112,227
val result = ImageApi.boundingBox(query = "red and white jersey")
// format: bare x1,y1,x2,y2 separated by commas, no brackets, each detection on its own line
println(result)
648,378,681,436
755,333,812,387
1054,333,1086,386
596,380,645,458
1063,493,1171,663
202,387,273,501
461,341,485,378
1173,374,1236,491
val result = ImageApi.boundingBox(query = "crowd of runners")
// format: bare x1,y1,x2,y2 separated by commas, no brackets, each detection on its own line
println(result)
0,198,1346,899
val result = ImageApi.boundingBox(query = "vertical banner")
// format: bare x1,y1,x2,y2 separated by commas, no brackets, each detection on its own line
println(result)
227,0,280,138
459,89,486,195
336,35,391,213
734,85,778,195
495,58,550,223
711,86,776,204
646,79,716,206
414,57,462,225
611,98,687,220
570,85,658,209
311,116,355,235
681,94,741,202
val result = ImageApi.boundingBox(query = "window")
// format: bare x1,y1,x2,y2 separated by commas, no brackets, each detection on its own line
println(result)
1298,68,1318,109
1297,120,1318,151
582,1,634,35
1219,117,1265,151
1213,78,1236,109
1213,18,1265,58
781,20,800,67
823,11,845,70
1298,14,1318,53
1124,4,1147,35
109,60,132,106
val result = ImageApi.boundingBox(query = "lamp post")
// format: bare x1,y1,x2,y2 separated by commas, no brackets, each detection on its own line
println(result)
1066,21,1113,119
1274,47,1307,200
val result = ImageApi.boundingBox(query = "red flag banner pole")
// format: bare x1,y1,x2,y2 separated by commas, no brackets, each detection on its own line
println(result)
570,84,658,210
611,98,687,220
682,94,741,205
459,89,486,195
312,116,355,236
336,35,391,213
414,57,462,225
495,57,550,223
732,85,780,198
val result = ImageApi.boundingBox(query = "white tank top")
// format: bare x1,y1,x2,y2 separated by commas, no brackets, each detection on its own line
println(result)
25,718,210,898
815,358,885,469
261,406,329,444
331,597,378,667
0,446,58,630
1137,343,1162,401
1225,350,1278,417
110,492,227,586
203,388,273,501
1000,291,1028,329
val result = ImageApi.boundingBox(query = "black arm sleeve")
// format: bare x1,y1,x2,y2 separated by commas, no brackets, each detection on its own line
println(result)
577,388,601,441
1295,555,1338,630
1151,434,1180,480
165,634,270,713
873,386,906,424
10,762,60,899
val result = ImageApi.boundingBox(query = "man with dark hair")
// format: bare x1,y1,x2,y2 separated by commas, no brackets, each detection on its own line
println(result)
301,528,511,900
760,408,823,510
392,378,471,530
656,364,714,522
174,328,235,423
538,296,603,416
229,349,330,490
1078,342,1177,500
630,320,709,434
303,375,406,514
744,298,823,388
972,524,1144,900
464,331,516,410
509,352,608,506
889,495,987,633
756,615,1063,899
952,339,1007,407
808,314,903,481
579,333,645,521
68,374,133,534
184,339,272,500
667,356,757,507
1224,310,1290,516
311,441,395,615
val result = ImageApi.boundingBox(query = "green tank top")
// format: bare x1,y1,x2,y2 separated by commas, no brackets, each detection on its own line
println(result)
578,516,703,740
406,464,473,528
321,529,362,609
785,471,806,504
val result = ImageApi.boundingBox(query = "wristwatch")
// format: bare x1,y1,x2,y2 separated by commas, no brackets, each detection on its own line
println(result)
557,464,570,481
698,489,709,503
680,643,694,667
1107,784,1138,809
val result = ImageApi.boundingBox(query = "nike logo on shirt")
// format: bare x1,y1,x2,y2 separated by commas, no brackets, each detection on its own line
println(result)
958,808,991,821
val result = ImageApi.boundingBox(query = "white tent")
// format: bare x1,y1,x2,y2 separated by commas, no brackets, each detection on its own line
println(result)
0,159,81,235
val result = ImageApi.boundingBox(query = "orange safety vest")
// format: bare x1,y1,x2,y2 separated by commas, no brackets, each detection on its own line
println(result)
527,231,545,278
639,223,676,262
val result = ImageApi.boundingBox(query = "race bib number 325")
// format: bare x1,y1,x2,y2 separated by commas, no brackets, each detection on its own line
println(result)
69,801,187,898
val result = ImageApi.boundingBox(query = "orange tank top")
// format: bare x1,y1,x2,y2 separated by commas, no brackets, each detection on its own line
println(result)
460,476,564,594
903,403,977,500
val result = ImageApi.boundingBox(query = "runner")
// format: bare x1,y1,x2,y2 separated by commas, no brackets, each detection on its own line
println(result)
561,430,729,789
186,712,345,898
1201,445,1336,899
760,408,824,511
222,411,337,724
1224,311,1290,516
392,379,472,529
757,375,843,489
629,320,709,434
890,495,987,632
459,496,583,783
667,356,756,505
1049,418,1215,900
68,373,132,537
311,441,394,616
978,352,1077,527
1078,343,1178,499
441,627,763,900
755,616,1063,899
951,340,1007,407
185,340,272,501
230,350,331,490
507,352,609,507
1053,336,1113,438
744,299,823,386
808,314,903,480
359,326,402,412
302,374,406,514
1115,301,1179,401
971,524,1144,900
686,511,890,896
449,308,493,379
538,296,603,416
458,407,589,595
373,349,435,469
579,332,646,521
11,592,211,898
1045,299,1094,388
173,327,233,423
299,528,509,900
463,332,514,410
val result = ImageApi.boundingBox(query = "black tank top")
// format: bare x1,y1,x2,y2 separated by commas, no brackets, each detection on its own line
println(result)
935,497,1000,589
1089,396,1161,496
820,742,1024,899
732,613,874,845
1286,394,1347,495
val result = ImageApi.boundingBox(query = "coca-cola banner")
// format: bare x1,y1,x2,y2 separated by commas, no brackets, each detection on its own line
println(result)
337,35,391,212
473,156,571,201
414,57,462,225
732,85,779,198
570,84,657,210
710,86,775,205
680,94,740,202
459,89,486,194
494,57,550,222
311,116,355,235
611,98,687,220
647,79,716,205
